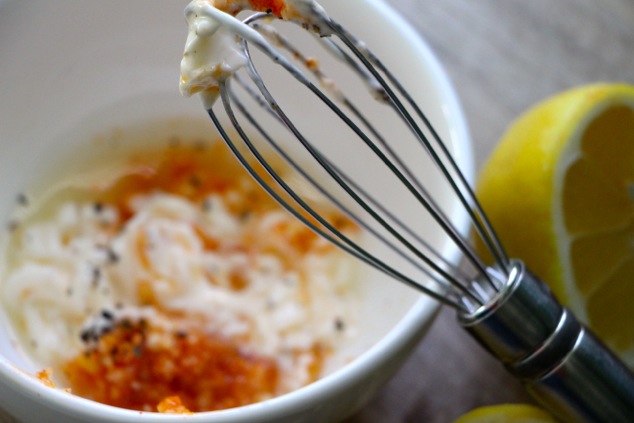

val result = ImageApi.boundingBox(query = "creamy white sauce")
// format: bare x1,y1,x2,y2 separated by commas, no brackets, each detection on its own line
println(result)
2,188,359,391
180,0,331,107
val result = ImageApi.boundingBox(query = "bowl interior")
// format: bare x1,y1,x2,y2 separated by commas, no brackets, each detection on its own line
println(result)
0,0,472,421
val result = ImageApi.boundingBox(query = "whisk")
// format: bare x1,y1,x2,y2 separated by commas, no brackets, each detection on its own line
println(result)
182,2,634,422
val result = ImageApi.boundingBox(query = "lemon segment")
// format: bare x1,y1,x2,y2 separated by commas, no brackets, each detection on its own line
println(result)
476,83,634,368
453,404,557,423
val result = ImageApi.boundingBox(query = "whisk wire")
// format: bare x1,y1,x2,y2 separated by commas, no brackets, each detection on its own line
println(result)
240,25,491,306
321,21,504,291
233,26,472,287
326,20,511,276
232,65,471,292
199,12,503,308
202,11,511,311
231,72,475,291
213,81,472,311
240,15,502,294
244,13,502,293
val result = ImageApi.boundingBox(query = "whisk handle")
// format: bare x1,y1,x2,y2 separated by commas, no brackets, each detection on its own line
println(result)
458,261,634,423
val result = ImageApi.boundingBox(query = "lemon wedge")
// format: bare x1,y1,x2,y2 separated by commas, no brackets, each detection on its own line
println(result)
476,83,634,368
453,404,557,423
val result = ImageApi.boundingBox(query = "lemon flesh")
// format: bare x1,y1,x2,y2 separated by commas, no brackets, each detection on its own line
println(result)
476,83,634,368
453,404,557,423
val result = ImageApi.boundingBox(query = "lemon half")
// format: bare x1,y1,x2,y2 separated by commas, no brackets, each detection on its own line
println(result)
453,404,557,423
476,83,634,367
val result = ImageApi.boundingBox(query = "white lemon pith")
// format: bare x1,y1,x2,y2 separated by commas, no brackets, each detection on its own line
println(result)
476,83,634,368
453,404,557,423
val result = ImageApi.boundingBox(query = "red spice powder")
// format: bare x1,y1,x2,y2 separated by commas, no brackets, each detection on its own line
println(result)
63,319,279,412
95,143,278,223
36,369,56,388
248,0,286,17
157,396,193,414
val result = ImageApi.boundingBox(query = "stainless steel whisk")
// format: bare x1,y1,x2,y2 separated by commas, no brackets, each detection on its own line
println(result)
198,7,634,423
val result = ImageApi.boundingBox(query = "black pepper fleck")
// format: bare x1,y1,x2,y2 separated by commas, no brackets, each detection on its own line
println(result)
91,267,101,287
106,248,120,264
101,309,114,320
334,318,345,332
17,193,28,206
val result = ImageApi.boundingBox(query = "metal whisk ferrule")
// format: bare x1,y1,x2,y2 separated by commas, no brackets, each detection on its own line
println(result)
461,261,634,422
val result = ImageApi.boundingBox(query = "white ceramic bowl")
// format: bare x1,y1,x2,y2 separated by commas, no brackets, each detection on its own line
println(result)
0,1,473,422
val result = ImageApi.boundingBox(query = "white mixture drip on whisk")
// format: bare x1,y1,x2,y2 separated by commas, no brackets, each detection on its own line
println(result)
180,0,331,108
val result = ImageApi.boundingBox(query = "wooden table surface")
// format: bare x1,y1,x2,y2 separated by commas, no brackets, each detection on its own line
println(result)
345,0,634,422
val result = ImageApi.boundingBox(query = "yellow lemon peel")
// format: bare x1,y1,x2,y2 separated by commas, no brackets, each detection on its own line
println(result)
476,83,634,368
